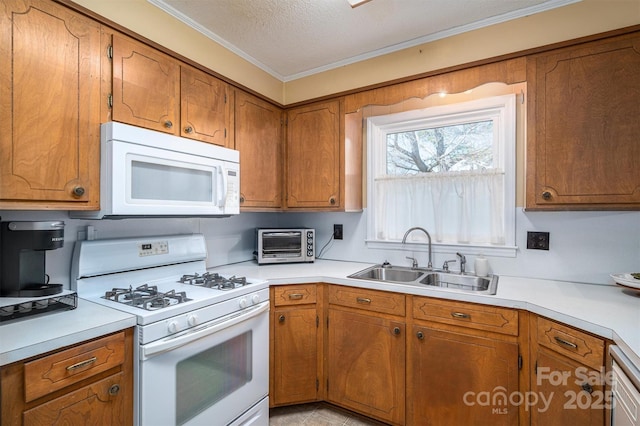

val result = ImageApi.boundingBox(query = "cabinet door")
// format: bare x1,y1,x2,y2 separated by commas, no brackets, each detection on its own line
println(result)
235,91,283,209
526,33,640,209
272,306,318,405
181,66,230,146
531,348,606,426
327,308,405,425
111,34,180,134
408,325,519,426
23,372,128,425
286,100,342,209
0,0,100,208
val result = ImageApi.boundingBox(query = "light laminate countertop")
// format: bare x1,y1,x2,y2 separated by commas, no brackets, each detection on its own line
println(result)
211,259,640,368
0,299,137,366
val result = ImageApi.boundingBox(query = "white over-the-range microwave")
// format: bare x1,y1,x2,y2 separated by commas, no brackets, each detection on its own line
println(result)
71,122,240,219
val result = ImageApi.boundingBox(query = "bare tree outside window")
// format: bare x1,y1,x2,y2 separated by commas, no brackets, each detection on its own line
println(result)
386,121,493,175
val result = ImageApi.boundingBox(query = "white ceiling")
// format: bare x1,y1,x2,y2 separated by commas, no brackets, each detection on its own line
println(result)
148,0,579,82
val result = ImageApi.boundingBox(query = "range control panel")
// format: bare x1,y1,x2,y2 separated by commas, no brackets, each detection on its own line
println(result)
139,241,169,257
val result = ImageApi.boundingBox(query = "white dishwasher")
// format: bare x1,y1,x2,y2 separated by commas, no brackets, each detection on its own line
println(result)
611,346,640,426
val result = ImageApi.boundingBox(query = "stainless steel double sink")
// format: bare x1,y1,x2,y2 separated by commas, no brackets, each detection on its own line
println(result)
348,264,498,295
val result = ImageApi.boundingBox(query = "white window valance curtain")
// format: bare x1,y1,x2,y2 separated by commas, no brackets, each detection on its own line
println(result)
374,170,505,245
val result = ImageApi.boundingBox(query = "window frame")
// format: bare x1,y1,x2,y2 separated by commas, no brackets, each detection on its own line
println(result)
365,94,517,257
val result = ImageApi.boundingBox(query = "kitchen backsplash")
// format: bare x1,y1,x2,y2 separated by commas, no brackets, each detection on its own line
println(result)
0,209,637,287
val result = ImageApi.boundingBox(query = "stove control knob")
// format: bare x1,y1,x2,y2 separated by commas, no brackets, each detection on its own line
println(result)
239,298,248,309
251,294,260,305
168,321,180,334
187,314,198,326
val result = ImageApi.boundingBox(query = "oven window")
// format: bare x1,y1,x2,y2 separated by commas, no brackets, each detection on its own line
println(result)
262,232,302,255
176,331,252,425
131,160,213,202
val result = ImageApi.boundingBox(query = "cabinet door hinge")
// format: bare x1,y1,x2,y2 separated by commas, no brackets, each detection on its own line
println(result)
107,44,113,60
107,94,113,109
224,93,227,103
316,378,319,391
518,355,522,370
534,360,537,373
316,315,319,328
326,379,329,391
224,128,227,138
326,316,329,328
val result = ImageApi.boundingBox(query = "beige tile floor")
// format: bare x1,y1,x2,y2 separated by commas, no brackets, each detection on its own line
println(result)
269,402,387,426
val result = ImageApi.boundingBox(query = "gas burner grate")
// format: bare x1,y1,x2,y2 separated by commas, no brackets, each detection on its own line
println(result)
178,273,250,290
103,284,191,311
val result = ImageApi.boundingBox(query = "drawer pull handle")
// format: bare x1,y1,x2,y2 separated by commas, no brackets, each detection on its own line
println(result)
109,384,120,396
288,293,303,300
66,356,97,371
356,297,371,304
451,312,471,319
554,336,578,349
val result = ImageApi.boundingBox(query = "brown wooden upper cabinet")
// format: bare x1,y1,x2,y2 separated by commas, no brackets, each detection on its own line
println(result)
526,31,640,210
0,0,101,210
181,65,231,146
110,34,231,147
285,100,345,210
235,91,283,209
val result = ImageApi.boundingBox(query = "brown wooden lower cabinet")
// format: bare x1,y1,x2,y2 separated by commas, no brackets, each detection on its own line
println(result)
327,307,406,425
408,325,519,426
530,316,607,426
1,329,134,426
269,284,610,426
270,284,322,406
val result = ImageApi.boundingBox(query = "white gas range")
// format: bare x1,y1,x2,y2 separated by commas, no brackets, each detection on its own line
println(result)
72,234,269,426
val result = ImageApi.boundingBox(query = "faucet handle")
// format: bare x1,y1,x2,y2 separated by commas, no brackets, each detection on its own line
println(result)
406,256,418,268
442,259,457,272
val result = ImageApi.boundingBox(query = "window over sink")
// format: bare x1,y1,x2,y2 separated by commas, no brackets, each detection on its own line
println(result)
366,94,517,256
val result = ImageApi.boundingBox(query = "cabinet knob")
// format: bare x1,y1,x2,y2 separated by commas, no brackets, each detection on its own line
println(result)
239,195,245,203
279,314,285,323
541,191,552,200
393,327,401,335
184,126,193,133
164,120,173,129
329,197,336,205
581,383,594,394
416,331,424,340
108,384,120,396
72,186,85,197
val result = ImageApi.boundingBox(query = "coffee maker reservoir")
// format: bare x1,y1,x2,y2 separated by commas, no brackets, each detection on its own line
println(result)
0,221,77,321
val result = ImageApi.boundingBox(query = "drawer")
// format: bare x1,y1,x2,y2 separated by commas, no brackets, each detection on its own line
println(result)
24,332,126,402
537,317,604,370
328,285,405,316
273,284,317,306
413,297,518,336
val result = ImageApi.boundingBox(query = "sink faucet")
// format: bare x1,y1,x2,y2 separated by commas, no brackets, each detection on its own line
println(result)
401,227,433,269
456,252,466,274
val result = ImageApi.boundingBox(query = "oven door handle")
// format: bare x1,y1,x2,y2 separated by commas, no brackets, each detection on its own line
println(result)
141,301,269,360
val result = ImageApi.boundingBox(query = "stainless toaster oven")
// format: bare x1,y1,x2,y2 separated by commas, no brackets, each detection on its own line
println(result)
255,228,315,264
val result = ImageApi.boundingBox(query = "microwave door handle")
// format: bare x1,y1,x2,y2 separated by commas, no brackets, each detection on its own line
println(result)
217,165,227,207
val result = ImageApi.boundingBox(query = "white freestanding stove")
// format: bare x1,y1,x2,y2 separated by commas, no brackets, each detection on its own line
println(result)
72,234,269,426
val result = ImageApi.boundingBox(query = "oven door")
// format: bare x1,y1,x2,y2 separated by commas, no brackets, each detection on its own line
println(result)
139,301,269,426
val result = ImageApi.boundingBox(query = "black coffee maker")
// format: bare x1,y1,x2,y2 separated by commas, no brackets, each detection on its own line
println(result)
0,221,65,297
